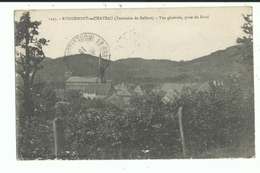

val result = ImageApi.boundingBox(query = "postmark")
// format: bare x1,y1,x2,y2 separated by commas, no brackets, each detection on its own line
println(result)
64,32,110,77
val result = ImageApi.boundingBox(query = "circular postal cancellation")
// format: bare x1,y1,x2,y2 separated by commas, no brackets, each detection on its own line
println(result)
64,32,110,77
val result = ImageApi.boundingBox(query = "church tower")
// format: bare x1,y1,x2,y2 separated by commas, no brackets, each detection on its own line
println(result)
97,53,106,83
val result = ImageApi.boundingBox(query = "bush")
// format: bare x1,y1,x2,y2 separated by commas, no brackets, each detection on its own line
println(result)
16,85,57,160
17,82,254,159
181,86,254,157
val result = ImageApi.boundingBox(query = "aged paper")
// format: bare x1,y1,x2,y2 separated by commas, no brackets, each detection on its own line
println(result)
15,7,254,161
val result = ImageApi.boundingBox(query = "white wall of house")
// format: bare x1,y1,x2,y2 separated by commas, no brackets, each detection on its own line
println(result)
83,93,106,99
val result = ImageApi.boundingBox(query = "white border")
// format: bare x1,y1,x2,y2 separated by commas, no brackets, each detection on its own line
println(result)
0,2,259,173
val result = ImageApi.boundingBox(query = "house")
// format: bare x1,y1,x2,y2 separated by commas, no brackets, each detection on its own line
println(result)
106,93,126,107
151,85,162,93
114,82,136,93
160,83,185,94
114,83,125,92
83,84,114,99
162,89,181,103
134,83,156,95
117,88,136,103
66,76,99,91
155,89,167,99
190,82,204,92
160,83,192,103
181,83,192,95
196,81,223,92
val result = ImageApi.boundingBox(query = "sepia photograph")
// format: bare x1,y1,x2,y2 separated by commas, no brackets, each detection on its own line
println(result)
14,7,255,160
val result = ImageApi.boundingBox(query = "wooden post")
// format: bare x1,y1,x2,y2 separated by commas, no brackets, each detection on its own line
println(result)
178,107,187,158
53,117,64,159
119,144,122,159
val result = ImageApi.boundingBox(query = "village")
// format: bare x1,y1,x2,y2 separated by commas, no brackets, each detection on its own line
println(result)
54,74,224,107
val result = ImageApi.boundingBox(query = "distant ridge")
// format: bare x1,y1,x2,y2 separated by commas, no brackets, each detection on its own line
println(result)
34,45,246,85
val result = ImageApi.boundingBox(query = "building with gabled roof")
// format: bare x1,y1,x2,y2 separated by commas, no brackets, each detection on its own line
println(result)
117,88,136,103
134,83,156,95
181,83,192,95
117,88,136,97
162,89,181,103
106,93,126,107
155,89,167,99
83,84,114,99
114,83,125,91
190,82,204,91
66,76,98,83
161,83,185,94
114,82,136,93
66,76,99,91
196,81,223,92
161,83,193,103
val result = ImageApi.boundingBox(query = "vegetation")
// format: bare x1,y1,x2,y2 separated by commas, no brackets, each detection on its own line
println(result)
15,11,49,115
16,13,254,160
15,11,50,159
35,44,245,86
236,14,253,72
16,82,254,160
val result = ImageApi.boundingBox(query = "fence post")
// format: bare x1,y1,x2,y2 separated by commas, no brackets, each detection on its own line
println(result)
178,107,187,158
53,117,64,159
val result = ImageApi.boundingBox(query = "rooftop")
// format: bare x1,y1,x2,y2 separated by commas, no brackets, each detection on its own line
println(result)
84,84,112,95
66,76,98,83
137,83,156,92
117,88,135,96
161,83,184,93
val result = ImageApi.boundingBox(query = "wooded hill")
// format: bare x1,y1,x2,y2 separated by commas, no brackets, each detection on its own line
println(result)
33,44,246,86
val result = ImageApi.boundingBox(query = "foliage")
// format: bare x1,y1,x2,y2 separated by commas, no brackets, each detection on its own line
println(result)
17,80,254,160
16,83,57,160
236,14,253,72
15,12,53,159
52,93,182,159
15,11,49,115
16,13,254,160
180,87,254,157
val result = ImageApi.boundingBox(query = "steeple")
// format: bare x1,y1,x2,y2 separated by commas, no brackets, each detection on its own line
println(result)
98,52,101,66
97,53,106,83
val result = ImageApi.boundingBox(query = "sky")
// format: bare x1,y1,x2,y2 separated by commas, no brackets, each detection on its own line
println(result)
15,7,252,61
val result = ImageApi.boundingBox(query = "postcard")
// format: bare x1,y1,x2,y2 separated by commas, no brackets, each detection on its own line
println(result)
15,7,254,160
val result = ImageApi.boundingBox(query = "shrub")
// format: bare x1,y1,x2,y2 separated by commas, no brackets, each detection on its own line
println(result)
17,82,254,159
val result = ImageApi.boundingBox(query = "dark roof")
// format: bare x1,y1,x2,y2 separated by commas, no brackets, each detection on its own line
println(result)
155,90,167,99
66,76,98,83
83,84,112,95
138,83,156,93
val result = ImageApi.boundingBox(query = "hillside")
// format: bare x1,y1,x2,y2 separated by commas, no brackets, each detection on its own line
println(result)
33,45,246,85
